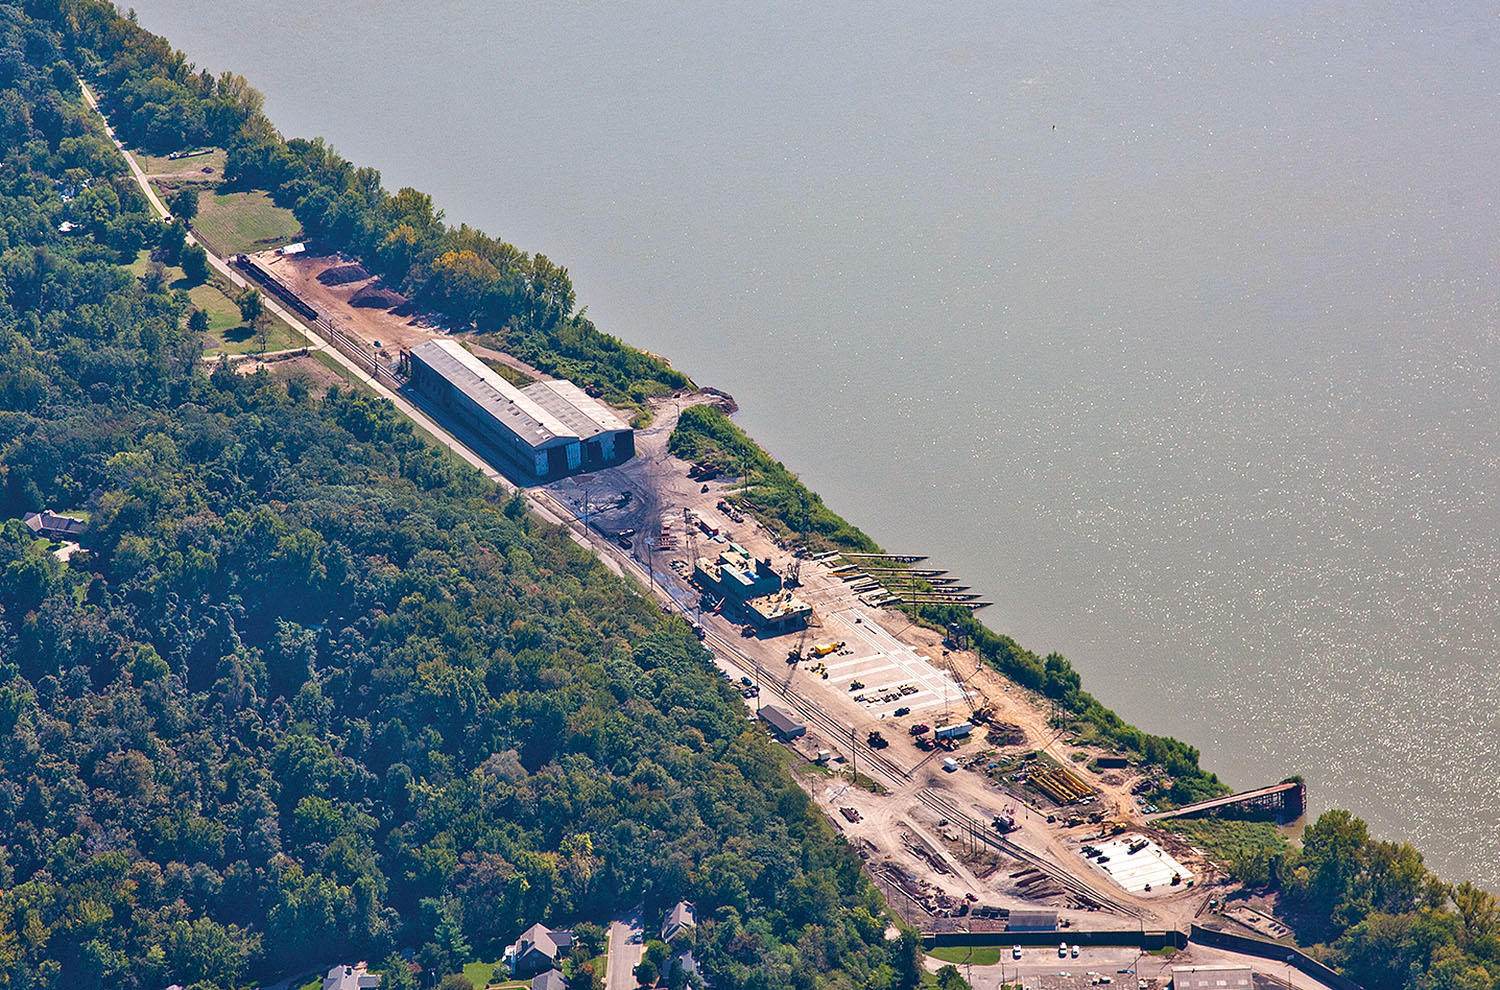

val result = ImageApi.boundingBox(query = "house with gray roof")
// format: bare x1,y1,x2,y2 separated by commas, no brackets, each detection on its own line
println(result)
662,900,696,942
321,964,380,990
506,922,574,975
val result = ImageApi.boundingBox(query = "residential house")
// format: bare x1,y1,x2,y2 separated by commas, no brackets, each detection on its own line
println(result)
661,901,696,942
22,510,86,540
531,970,566,990
507,923,574,976
322,965,380,990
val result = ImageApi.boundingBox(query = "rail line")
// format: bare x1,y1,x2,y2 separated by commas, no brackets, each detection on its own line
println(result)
917,789,1141,918
697,625,914,786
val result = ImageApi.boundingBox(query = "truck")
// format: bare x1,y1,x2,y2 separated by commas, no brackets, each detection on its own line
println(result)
867,730,889,749
933,722,974,741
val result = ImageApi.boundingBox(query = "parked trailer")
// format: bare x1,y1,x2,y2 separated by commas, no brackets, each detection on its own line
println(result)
934,722,974,741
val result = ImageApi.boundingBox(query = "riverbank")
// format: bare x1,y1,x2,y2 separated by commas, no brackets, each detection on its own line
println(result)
63,4,1489,983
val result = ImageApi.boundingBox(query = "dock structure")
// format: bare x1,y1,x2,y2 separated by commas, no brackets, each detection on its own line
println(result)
833,551,992,610
1144,780,1306,824
839,553,929,563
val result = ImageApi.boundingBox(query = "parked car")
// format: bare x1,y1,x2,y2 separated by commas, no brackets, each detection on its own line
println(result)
1059,942,1068,958
894,706,910,717
1013,945,1023,960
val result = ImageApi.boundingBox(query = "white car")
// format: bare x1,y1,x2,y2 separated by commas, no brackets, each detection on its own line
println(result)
1071,944,1080,958
1059,942,1069,957
1013,945,1023,960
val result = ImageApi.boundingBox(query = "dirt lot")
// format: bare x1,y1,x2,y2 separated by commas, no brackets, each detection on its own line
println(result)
224,351,350,397
530,394,1231,937
257,251,444,358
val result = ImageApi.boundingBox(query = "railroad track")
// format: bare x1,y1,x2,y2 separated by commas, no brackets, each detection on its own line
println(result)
917,789,1141,918
697,626,914,786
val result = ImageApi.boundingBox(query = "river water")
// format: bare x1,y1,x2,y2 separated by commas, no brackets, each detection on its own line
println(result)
126,1,1500,886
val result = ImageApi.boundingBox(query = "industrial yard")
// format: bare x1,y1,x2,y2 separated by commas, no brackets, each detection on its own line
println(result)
529,396,1229,940
227,242,1310,980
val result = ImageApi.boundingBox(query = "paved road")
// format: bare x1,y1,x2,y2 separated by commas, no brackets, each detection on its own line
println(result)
937,940,1330,990
605,920,643,990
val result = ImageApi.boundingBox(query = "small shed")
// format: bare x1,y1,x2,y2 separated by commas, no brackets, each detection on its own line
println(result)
760,706,805,741
277,242,306,256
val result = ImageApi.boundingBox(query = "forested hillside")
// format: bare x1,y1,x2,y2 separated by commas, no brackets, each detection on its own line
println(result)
0,4,924,988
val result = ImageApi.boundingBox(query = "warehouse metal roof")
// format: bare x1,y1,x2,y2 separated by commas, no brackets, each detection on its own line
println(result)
522,379,632,440
760,706,805,738
409,339,576,448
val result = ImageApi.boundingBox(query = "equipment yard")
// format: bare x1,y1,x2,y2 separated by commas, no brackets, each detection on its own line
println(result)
213,243,1315,984
529,394,1232,940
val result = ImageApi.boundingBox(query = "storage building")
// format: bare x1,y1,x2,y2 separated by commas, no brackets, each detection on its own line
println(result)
1171,967,1254,990
405,339,634,482
1006,908,1057,931
760,706,806,740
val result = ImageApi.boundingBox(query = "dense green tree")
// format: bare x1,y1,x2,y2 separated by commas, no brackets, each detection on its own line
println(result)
171,184,199,221
181,241,208,283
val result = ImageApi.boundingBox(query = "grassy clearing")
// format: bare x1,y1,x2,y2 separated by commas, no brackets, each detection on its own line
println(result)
188,280,243,333
926,945,1004,965
1169,817,1292,882
192,189,301,256
206,319,302,356
293,977,321,990
129,146,226,176
461,960,500,986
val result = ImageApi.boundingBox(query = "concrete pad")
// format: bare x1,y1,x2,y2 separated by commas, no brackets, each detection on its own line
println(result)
1089,835,1193,893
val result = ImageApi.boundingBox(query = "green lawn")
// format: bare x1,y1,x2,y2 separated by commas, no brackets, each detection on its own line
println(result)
129,145,226,176
293,977,321,990
462,960,499,986
188,281,244,333
206,317,301,357
189,276,305,356
926,945,1004,965
192,189,301,256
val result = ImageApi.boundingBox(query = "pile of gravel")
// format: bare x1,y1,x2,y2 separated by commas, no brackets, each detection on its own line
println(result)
318,263,370,286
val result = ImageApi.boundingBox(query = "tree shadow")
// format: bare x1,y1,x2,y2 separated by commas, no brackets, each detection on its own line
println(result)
223,325,254,344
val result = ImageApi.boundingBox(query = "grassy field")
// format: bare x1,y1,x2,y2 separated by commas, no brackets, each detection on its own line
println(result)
129,146,227,176
188,280,243,333
461,960,499,986
926,945,1004,965
192,189,301,256
192,277,303,357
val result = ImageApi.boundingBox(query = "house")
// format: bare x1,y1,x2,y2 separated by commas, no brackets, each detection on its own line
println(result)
662,901,696,942
531,970,566,990
507,923,574,975
22,510,86,540
322,965,380,990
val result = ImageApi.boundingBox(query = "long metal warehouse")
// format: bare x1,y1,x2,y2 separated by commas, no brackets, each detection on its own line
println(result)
405,339,634,483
